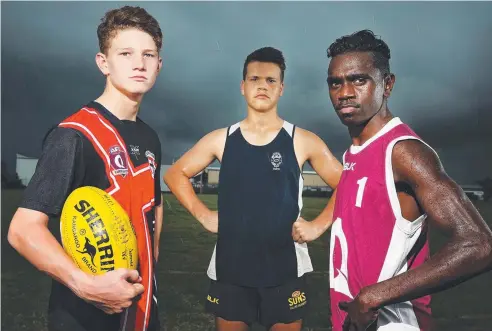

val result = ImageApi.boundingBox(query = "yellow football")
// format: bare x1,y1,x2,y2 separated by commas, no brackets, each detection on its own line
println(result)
60,186,138,275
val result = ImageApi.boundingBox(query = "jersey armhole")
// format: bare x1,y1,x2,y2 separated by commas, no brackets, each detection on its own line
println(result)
386,136,435,236
289,124,304,181
222,123,240,165
228,122,240,136
282,121,295,138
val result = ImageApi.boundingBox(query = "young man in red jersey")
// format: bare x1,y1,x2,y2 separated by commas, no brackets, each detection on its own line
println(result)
8,6,164,331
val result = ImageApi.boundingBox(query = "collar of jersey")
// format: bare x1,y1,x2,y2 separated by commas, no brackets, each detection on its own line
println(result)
349,117,403,154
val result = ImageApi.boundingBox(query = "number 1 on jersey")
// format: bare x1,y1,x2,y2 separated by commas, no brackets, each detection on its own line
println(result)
355,177,368,208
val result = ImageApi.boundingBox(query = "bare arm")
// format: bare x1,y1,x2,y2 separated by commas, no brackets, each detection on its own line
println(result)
362,140,492,309
8,208,143,314
8,208,91,295
163,128,227,232
292,129,343,242
7,128,144,314
153,195,164,261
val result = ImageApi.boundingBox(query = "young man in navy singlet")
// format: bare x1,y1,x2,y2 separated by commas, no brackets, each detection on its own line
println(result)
326,30,492,331
164,47,343,331
8,6,164,331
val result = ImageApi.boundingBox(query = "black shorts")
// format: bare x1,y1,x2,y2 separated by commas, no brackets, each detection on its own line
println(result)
48,308,162,331
205,276,309,327
47,282,161,331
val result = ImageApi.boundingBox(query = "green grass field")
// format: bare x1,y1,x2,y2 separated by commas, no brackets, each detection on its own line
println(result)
2,190,492,330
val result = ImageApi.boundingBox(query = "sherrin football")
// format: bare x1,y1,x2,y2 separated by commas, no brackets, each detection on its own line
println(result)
60,186,138,275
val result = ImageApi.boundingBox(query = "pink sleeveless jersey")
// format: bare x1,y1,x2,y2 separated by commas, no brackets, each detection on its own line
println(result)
330,118,432,331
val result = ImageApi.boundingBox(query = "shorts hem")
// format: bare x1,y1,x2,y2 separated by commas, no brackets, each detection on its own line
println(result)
206,309,255,325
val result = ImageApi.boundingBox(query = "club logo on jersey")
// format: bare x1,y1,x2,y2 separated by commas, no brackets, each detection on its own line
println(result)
109,145,129,177
129,145,140,160
288,290,307,310
271,152,282,171
343,162,356,171
145,150,157,179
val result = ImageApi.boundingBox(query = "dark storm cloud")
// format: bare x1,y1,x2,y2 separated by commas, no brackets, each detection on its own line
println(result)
2,1,491,183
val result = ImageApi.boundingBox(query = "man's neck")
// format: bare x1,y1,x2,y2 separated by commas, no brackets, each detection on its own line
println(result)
95,83,143,121
349,109,394,146
243,106,282,131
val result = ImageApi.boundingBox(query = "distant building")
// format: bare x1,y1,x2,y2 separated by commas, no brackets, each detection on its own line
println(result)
302,170,333,191
12,155,486,200
16,154,39,186
207,167,220,185
206,167,332,192
15,154,175,192
160,164,172,192
461,184,485,201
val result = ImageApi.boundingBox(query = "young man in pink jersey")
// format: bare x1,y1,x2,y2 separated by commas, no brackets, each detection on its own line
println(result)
325,30,492,331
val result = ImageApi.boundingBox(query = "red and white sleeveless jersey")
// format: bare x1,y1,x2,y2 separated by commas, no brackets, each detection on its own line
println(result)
330,118,432,331
60,107,157,331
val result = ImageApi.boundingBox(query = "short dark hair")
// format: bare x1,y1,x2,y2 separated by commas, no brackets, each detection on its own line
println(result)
243,47,286,81
97,6,163,54
327,30,391,75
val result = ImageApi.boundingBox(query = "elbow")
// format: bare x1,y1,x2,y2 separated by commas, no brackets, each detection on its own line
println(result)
163,169,174,189
468,232,492,271
481,234,492,269
163,166,177,185
7,221,23,251
163,167,188,190
163,169,172,185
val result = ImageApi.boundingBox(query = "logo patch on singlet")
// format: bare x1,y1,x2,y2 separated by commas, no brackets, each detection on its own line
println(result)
343,162,356,171
145,150,157,179
109,145,129,177
271,152,282,171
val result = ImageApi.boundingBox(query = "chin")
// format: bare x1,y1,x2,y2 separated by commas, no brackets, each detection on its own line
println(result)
252,101,276,112
339,118,352,127
340,116,371,128
123,86,151,96
112,80,151,97
337,114,358,127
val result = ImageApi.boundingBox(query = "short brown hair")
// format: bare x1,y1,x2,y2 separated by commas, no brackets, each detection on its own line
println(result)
97,6,163,54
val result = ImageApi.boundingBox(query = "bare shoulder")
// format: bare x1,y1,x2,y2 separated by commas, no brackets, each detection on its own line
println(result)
194,127,228,161
168,127,229,173
392,138,444,185
293,126,340,165
293,127,336,157
293,126,325,146
391,136,492,247
293,126,343,187
205,127,228,142
193,127,227,149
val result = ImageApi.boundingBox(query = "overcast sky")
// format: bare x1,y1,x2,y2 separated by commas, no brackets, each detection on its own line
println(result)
2,1,491,184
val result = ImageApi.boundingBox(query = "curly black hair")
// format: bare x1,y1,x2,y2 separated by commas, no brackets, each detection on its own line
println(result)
327,30,391,75
243,47,286,81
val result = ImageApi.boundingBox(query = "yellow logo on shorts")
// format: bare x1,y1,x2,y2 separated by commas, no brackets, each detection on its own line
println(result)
207,295,219,304
288,290,307,310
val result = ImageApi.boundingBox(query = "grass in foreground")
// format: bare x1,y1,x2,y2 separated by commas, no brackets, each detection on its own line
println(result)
2,190,492,330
